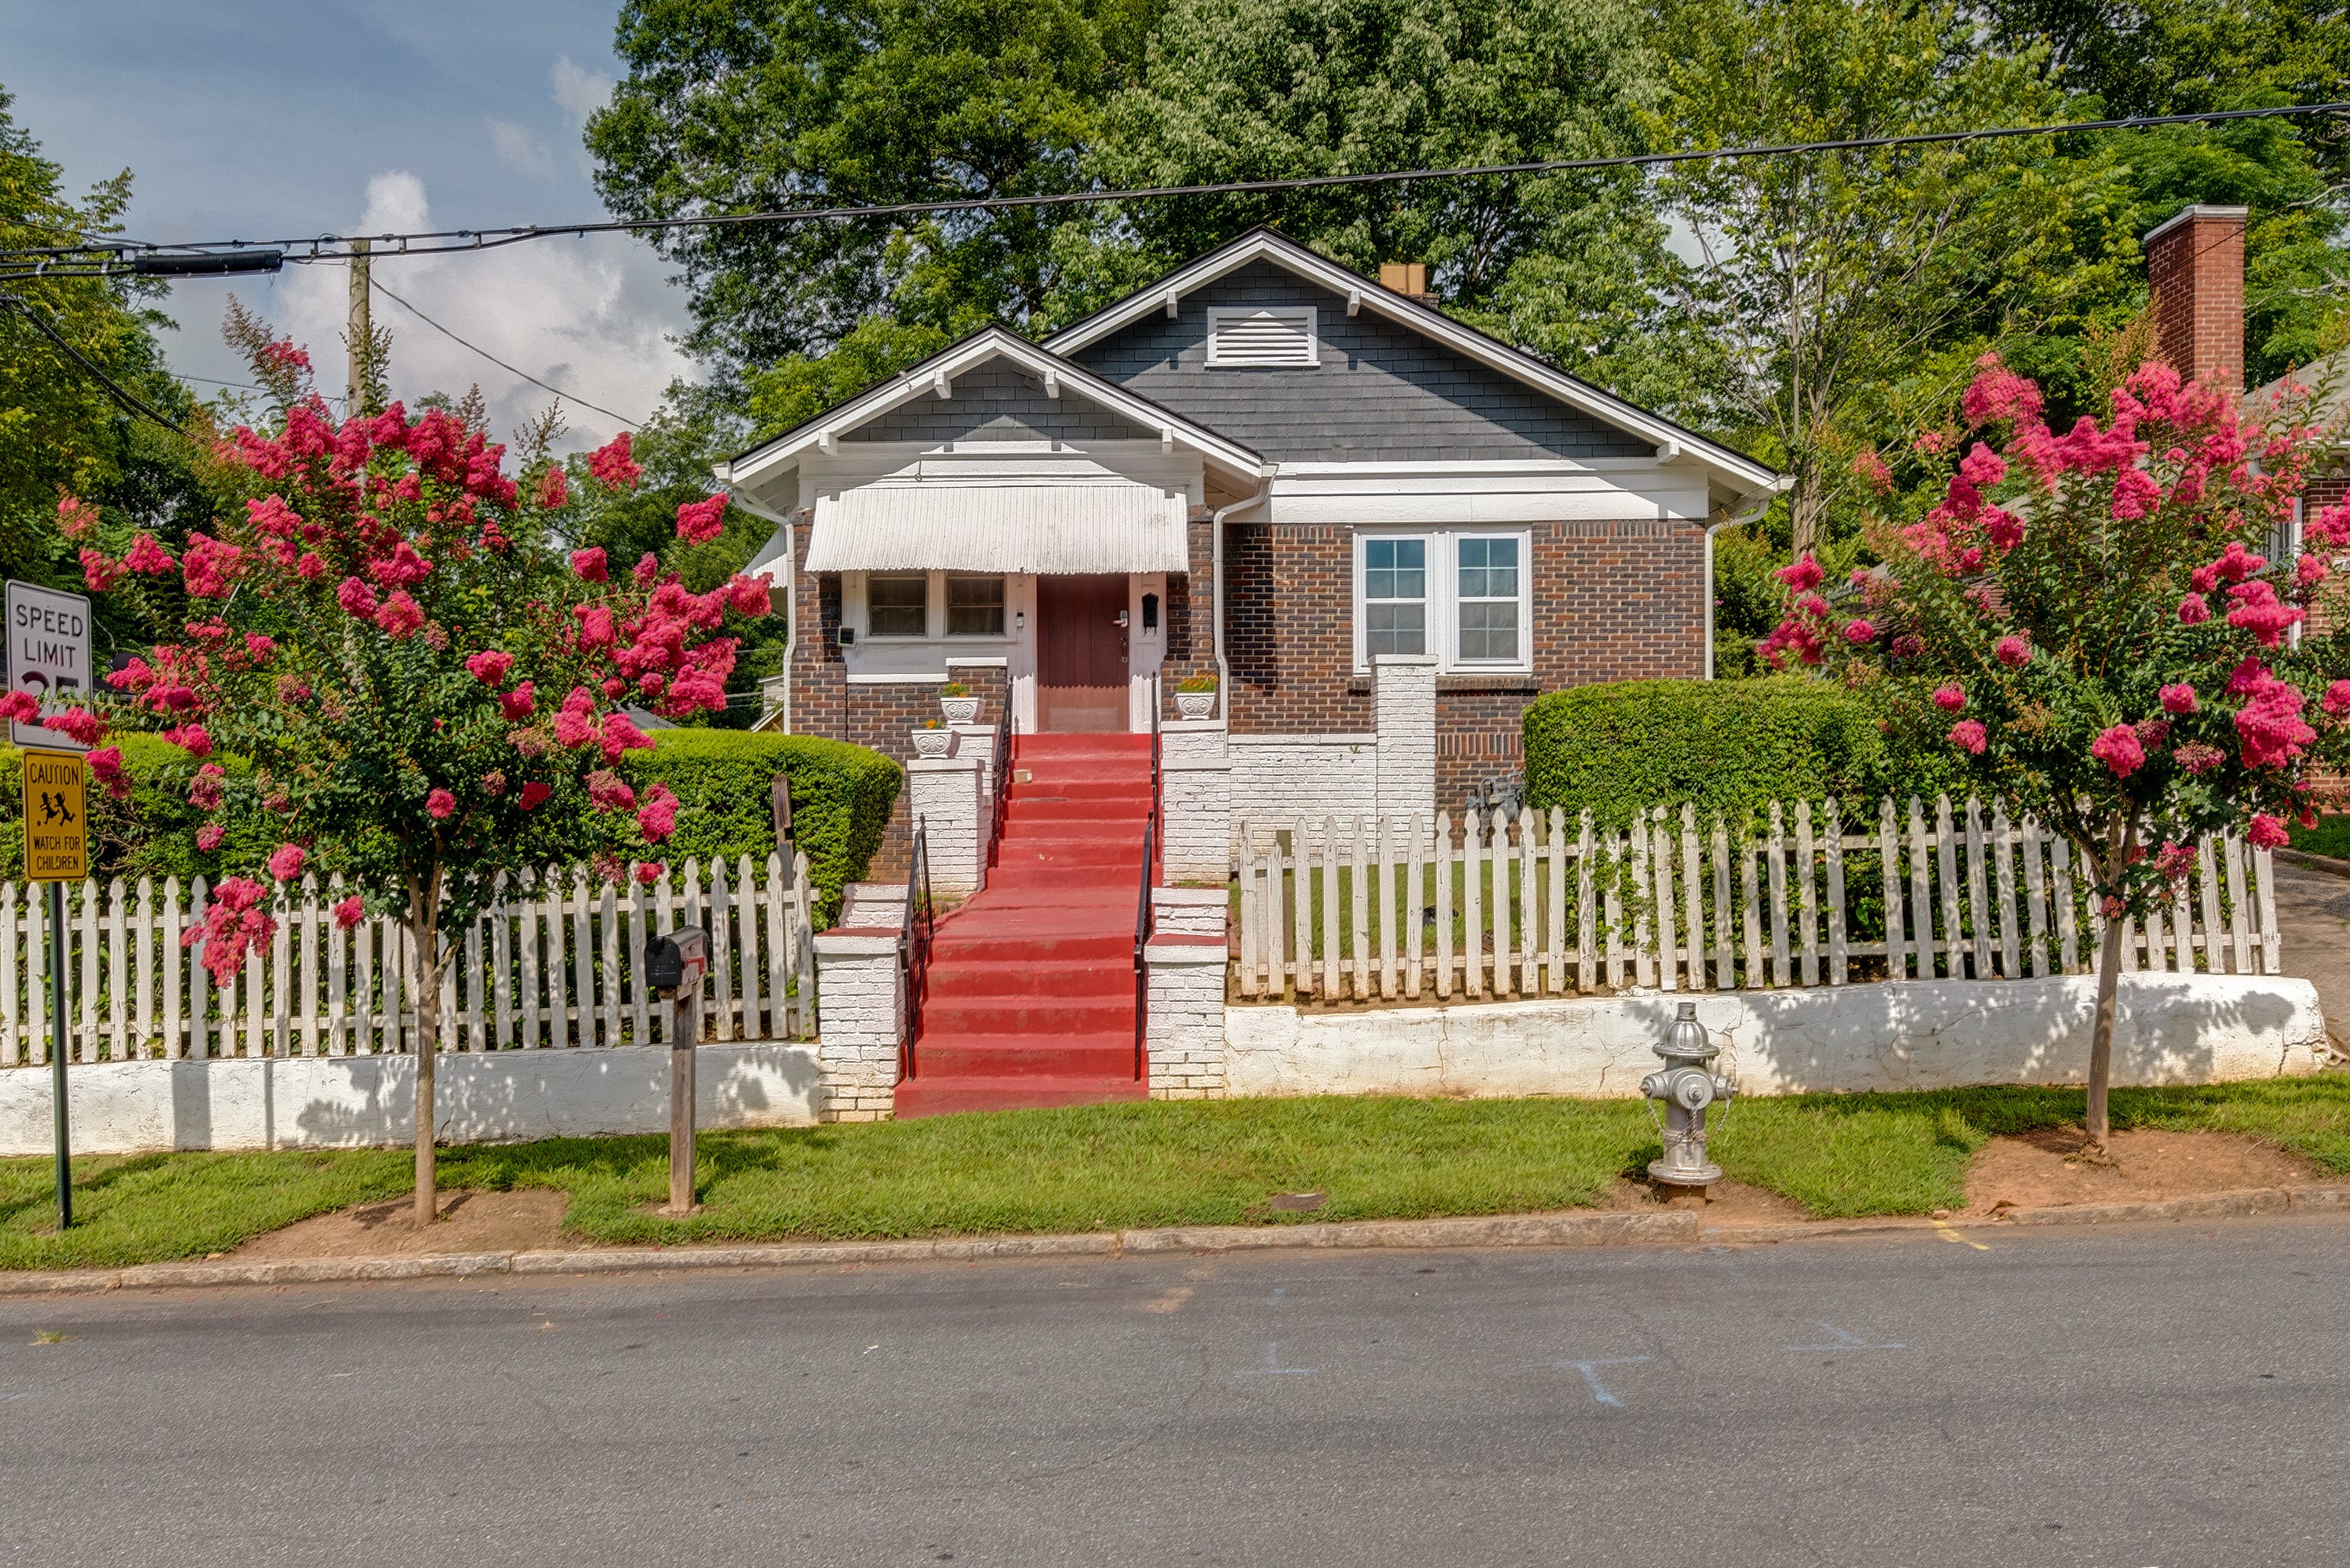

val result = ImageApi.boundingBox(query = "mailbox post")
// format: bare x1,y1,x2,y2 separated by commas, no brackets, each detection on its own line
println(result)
645,925,709,1214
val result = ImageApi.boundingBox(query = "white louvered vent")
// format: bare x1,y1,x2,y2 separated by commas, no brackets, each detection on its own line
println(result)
1206,307,1318,367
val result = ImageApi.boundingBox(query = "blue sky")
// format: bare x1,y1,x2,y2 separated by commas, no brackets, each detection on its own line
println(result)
5,0,692,450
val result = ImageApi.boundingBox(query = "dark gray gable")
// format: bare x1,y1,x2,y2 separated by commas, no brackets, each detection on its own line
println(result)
1065,258,1653,464
841,361,1156,444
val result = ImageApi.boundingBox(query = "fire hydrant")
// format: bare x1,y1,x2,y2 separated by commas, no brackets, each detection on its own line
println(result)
1641,1001,1735,1195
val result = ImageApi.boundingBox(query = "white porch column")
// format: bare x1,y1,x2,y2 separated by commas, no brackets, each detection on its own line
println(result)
950,720,1001,867
1374,654,1438,820
1145,930,1228,1100
812,929,901,1121
906,750,985,898
1160,719,1232,881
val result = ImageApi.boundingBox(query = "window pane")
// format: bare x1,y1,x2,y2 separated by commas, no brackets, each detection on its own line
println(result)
867,574,928,638
1457,601,1517,662
1366,602,1425,657
945,574,1005,636
1458,536,1517,600
1365,538,1425,602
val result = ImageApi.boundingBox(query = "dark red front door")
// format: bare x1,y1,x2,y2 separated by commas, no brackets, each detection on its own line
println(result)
1036,574,1128,733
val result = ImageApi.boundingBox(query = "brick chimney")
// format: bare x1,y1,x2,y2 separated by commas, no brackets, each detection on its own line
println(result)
1378,261,1440,307
2144,204,2248,392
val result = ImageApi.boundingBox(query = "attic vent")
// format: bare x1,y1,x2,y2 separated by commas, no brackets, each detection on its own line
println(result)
1206,307,1318,368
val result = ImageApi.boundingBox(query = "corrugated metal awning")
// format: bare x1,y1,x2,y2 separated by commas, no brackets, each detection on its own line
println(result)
803,482,1189,574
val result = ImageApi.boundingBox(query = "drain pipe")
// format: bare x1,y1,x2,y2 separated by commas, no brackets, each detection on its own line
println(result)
718,471,798,732
1211,478,1272,704
1704,478,1791,680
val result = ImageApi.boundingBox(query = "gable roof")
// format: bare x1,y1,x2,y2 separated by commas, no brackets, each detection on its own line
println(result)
1044,227,1781,497
718,325,1265,491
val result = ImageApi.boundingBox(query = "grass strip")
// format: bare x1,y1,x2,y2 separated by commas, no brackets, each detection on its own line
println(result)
2,1077,2344,1272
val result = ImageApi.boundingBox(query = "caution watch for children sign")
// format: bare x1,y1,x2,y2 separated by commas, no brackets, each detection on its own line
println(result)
22,749,87,882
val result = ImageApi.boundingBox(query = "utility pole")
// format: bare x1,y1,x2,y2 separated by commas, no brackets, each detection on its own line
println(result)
346,238,372,415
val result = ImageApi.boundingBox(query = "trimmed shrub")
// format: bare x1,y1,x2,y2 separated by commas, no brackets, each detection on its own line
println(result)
1522,676,1958,829
0,736,275,885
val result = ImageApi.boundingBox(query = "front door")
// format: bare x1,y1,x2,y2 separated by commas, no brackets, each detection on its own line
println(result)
1036,574,1129,732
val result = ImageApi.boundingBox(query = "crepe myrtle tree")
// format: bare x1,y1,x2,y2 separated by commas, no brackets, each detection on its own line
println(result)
44,348,764,1223
1758,355,2350,1153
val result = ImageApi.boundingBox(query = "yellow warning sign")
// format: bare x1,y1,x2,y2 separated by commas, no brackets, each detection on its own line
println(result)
21,749,87,882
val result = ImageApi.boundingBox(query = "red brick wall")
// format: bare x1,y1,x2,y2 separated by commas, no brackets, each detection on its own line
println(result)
2147,208,2247,392
1225,516,1708,806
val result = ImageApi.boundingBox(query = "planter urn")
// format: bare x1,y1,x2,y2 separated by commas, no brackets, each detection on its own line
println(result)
1175,689,1217,720
912,727,957,759
940,695,982,724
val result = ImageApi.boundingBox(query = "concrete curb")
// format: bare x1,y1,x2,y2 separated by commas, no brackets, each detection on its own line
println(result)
2275,848,2350,882
5,1186,2346,1297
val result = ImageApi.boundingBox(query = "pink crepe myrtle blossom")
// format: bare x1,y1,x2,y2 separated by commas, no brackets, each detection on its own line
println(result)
336,576,378,619
569,546,607,583
2247,814,2291,850
518,781,551,810
1842,619,1876,645
1775,555,1824,592
726,574,772,615
585,769,636,813
2090,724,2145,778
80,548,123,593
123,534,177,575
2174,743,2225,774
1994,635,2030,666
599,711,653,764
1949,720,1987,755
188,762,226,811
2153,841,2199,882
636,783,680,843
196,823,224,852
2323,680,2350,719
0,692,37,724
2110,467,2161,520
535,466,568,510
374,591,425,640
2160,683,2198,715
1933,685,1966,711
334,896,365,930
1959,353,2043,427
268,843,305,883
368,542,432,587
587,431,641,491
499,680,536,721
181,534,244,599
2223,580,2301,647
1850,449,1891,493
162,723,212,758
56,495,99,539
426,788,456,819
465,649,514,686
2234,671,2315,768
675,494,729,545
634,860,664,887
86,746,128,800
1982,507,2024,551
47,706,105,746
2178,593,2211,625
182,876,275,981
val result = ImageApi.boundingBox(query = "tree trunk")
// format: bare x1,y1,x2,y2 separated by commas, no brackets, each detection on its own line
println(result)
2083,814,2136,1156
408,879,443,1227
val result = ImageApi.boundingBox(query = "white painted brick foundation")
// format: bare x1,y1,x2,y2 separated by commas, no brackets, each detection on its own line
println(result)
1229,734,1379,860
812,930,902,1121
1145,937,1229,1099
906,752,985,898
1374,654,1437,822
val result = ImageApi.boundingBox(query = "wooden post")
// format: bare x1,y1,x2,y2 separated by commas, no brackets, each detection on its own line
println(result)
667,986,696,1214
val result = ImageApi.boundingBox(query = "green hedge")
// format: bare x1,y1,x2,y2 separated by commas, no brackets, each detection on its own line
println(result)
1522,676,1957,828
0,729,898,925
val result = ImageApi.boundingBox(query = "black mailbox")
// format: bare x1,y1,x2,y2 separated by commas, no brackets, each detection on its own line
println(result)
645,925,709,997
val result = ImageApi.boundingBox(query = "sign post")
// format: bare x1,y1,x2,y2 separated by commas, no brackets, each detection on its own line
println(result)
10,580,92,1231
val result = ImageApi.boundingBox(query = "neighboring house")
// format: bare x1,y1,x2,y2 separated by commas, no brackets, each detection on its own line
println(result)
723,228,1784,873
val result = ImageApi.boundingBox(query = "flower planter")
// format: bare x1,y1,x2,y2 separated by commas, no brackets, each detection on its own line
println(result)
940,695,981,724
1175,689,1217,720
912,728,956,759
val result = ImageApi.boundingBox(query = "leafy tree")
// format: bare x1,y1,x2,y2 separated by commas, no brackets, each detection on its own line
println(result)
587,0,1130,380
56,339,775,1224
1757,354,2349,1150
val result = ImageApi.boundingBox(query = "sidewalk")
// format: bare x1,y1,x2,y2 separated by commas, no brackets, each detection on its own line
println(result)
2273,859,2350,1053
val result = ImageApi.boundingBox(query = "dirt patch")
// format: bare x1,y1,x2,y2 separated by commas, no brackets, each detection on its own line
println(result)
1961,1128,2324,1217
1607,1175,1809,1224
231,1188,569,1260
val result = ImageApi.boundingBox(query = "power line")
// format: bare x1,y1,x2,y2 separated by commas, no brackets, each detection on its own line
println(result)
6,100,2347,270
0,291,188,434
368,277,645,429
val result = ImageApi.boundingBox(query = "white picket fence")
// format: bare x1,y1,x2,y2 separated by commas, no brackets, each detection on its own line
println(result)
0,852,817,1067
1235,797,2285,1003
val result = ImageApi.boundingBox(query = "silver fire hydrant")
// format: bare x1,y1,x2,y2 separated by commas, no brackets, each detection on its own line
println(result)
1641,1001,1735,1193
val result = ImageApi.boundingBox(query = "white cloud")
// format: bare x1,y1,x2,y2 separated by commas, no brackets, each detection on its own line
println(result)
550,55,612,124
486,117,558,181
272,172,693,456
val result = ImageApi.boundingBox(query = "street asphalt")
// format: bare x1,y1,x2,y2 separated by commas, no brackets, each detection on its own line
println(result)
3,1216,2347,1566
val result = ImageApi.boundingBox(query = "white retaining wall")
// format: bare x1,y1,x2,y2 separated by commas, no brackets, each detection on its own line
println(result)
1224,974,2329,1099
0,1042,821,1157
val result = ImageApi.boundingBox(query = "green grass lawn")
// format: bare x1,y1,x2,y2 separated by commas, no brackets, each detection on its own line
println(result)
2290,813,2350,862
4,1078,2346,1272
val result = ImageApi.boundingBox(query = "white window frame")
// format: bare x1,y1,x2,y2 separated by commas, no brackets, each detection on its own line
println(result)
1205,305,1320,368
943,572,1009,640
1351,527,1534,676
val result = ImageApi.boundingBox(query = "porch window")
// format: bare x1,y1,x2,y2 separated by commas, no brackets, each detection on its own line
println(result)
866,574,928,638
946,574,1006,637
1363,537,1427,657
1454,536,1520,663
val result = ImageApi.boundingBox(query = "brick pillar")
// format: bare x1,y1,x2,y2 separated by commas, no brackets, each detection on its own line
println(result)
1374,654,1437,819
906,749,984,898
1145,933,1228,1099
812,930,901,1121
2145,205,2247,392
1161,721,1232,881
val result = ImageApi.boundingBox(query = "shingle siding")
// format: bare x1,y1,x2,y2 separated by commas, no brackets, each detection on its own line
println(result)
842,363,1151,445
1067,259,1652,463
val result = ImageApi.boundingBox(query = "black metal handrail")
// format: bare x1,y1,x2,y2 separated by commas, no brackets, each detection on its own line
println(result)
988,705,1014,867
898,816,935,1082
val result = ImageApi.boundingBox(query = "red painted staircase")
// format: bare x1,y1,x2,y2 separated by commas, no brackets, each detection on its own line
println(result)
893,733,1153,1118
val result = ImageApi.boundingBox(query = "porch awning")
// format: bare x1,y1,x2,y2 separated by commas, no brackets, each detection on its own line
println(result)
803,482,1189,575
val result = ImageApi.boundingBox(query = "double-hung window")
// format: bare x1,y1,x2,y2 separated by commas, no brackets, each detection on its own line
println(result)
865,574,928,638
1354,530,1531,673
945,574,1005,637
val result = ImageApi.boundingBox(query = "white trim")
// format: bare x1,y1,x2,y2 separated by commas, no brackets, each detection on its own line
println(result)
1042,230,1778,494
1205,305,1320,368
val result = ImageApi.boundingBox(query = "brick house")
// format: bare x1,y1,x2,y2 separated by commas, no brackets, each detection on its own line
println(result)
722,228,1784,875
